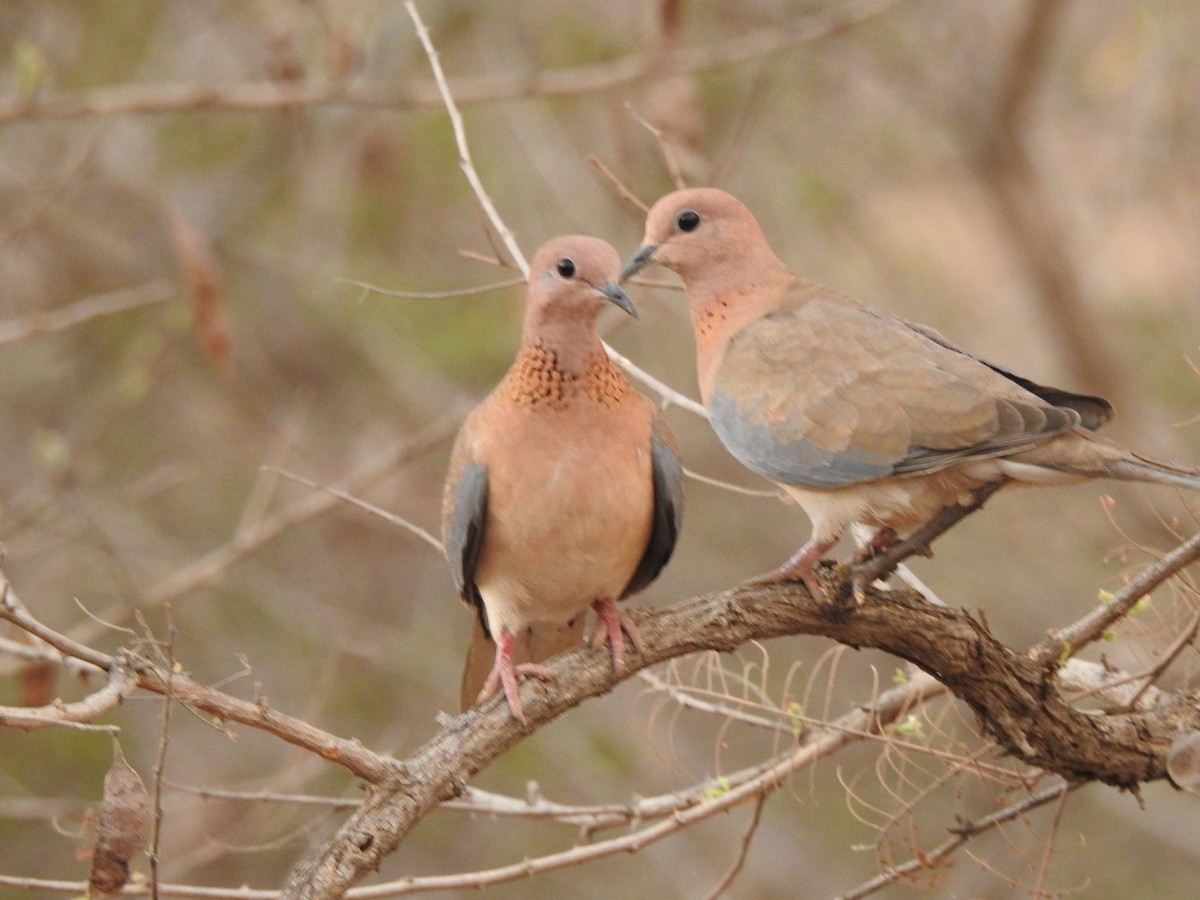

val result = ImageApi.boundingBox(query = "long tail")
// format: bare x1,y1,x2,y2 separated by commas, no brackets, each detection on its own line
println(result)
458,615,586,712
1107,455,1200,491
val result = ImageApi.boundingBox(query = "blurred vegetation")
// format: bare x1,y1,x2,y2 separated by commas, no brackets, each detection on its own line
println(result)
1,1,1199,897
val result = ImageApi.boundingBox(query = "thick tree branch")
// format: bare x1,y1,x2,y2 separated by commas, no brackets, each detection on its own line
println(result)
281,521,1200,895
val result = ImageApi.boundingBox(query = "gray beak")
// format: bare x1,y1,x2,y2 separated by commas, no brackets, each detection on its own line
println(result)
620,244,658,281
597,282,638,318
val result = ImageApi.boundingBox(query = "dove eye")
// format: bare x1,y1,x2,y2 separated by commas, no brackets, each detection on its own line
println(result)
676,209,701,232
555,257,576,278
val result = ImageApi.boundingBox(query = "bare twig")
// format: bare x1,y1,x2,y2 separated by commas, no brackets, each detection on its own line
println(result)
0,281,173,348
406,1,527,276
263,466,443,551
838,782,1076,900
703,792,767,900
585,155,649,213
337,275,525,301
1040,528,1200,662
48,417,458,652
625,101,687,190
405,0,709,419
682,466,780,498
1031,784,1071,898
0,580,399,784
149,616,177,900
0,0,910,126
0,664,133,731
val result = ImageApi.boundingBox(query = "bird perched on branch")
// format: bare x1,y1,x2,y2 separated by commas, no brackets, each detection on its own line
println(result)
622,187,1200,597
443,236,683,721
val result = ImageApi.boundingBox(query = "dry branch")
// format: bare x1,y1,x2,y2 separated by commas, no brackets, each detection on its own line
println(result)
0,0,908,126
279,514,1200,896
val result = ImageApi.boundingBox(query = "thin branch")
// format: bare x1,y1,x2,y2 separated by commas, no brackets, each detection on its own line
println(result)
585,155,649,213
1031,784,1071,898
406,0,527,276
0,281,173,348
287,661,949,897
0,578,400,785
625,102,687,190
149,616,177,899
682,466,779,497
337,275,525,301
0,664,134,731
405,0,709,419
0,0,910,126
838,782,1077,900
46,417,458,653
263,466,443,552
703,792,767,900
1040,527,1200,661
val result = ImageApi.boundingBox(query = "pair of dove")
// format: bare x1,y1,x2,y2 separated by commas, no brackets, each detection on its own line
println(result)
443,187,1200,721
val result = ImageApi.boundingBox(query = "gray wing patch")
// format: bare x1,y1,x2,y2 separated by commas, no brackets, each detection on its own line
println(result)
709,386,1080,488
708,389,894,487
622,430,683,597
444,461,488,618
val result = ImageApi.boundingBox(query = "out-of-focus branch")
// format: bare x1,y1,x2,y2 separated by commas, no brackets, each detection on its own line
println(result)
54,417,459,652
0,0,909,127
974,0,1122,404
0,281,172,348
0,574,399,785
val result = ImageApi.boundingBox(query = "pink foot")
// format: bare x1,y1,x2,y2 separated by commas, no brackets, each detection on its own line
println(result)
746,538,835,600
591,597,645,672
477,630,554,723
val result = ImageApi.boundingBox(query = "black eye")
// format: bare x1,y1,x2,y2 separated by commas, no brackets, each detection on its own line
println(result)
677,209,700,232
555,257,576,278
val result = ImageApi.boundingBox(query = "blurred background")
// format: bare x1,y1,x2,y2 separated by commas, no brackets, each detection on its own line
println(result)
1,0,1199,896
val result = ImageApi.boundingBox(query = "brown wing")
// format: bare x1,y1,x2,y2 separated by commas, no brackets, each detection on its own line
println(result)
707,290,1082,488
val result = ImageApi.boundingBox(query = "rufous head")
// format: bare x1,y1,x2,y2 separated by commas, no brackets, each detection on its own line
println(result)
526,235,637,325
621,188,779,286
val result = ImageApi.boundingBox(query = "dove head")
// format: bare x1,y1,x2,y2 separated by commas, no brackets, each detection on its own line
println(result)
524,236,637,343
621,188,786,293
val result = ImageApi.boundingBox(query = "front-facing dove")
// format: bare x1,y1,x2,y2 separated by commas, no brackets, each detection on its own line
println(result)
622,187,1200,596
443,236,683,721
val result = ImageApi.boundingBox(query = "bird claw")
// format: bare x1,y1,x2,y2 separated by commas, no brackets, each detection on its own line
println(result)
591,597,645,672
478,633,555,723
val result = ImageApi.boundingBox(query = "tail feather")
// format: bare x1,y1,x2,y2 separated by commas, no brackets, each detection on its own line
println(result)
1107,455,1200,491
458,614,587,713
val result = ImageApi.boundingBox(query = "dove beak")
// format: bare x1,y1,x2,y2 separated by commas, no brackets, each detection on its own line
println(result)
597,282,638,318
620,244,658,282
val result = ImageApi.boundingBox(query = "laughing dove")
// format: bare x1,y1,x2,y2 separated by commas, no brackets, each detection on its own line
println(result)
442,236,683,721
622,187,1200,596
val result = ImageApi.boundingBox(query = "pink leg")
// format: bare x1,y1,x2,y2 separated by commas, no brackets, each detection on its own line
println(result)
591,597,646,672
476,630,555,723
747,537,836,600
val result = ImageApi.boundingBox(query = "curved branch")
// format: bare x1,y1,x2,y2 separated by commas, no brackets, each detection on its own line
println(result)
0,664,135,731
281,524,1200,896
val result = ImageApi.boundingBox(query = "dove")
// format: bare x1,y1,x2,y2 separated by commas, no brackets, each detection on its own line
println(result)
443,235,683,720
623,187,1199,596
